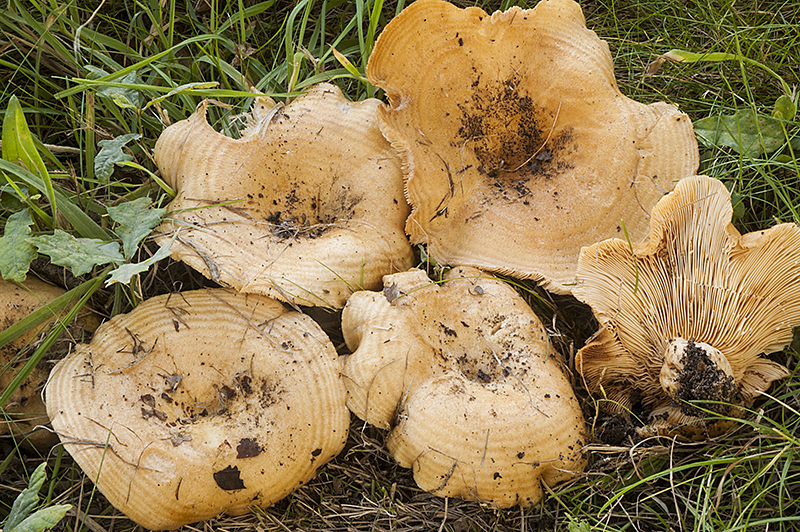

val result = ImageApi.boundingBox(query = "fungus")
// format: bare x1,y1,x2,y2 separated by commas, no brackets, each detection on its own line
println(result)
367,0,698,294
154,83,413,308
46,289,349,530
574,175,797,439
0,277,98,449
342,267,587,507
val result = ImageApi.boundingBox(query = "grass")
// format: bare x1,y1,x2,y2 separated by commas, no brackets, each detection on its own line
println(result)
1,0,799,530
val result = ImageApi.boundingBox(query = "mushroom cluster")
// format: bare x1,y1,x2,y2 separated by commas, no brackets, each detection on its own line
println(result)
343,267,587,507
367,0,698,293
36,0,796,525
574,175,798,439
46,289,349,530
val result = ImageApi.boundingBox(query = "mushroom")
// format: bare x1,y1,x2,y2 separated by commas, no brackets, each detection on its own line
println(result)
154,83,413,308
367,0,698,294
342,267,587,507
1,277,98,449
46,288,349,530
574,175,797,439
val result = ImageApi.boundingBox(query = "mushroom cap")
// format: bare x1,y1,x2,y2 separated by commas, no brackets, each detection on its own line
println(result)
46,289,349,530
367,0,698,294
154,83,414,308
342,267,587,507
574,175,795,439
0,277,98,448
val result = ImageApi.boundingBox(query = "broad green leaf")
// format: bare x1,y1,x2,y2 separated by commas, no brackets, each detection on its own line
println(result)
97,71,143,109
2,96,57,220
0,209,37,282
94,133,141,182
28,230,123,276
773,94,797,121
9,504,72,532
0,159,108,240
107,197,165,259
106,236,174,286
5,463,47,530
694,109,785,157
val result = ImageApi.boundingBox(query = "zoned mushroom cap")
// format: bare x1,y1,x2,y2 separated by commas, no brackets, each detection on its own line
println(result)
574,175,795,439
0,277,98,449
46,289,349,530
342,267,587,507
368,0,698,294
154,83,413,308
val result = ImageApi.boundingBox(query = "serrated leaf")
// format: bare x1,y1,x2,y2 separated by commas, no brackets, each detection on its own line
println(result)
106,235,174,286
694,109,785,157
94,133,141,182
108,197,165,259
28,230,123,276
773,94,797,121
2,97,57,219
5,463,47,530
97,71,142,109
9,504,72,532
0,209,37,282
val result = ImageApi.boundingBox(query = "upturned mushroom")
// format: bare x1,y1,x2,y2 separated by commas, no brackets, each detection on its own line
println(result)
342,267,587,507
1,277,98,449
574,175,798,439
367,0,698,294
46,289,349,530
154,83,413,308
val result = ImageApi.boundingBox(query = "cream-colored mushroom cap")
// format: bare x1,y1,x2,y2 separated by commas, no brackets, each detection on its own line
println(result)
154,83,413,308
0,277,98,449
46,289,349,530
574,175,796,439
342,267,587,507
367,0,698,294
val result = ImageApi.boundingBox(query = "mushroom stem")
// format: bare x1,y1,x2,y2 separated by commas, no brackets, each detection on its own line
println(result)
659,338,737,417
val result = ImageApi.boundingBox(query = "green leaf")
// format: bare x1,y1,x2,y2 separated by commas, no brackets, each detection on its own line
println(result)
694,109,785,157
0,159,108,240
2,96,57,220
108,197,165,259
97,71,143,109
0,209,37,282
142,81,219,111
9,504,72,532
773,94,797,121
5,463,47,530
94,133,141,182
28,230,124,276
106,235,174,286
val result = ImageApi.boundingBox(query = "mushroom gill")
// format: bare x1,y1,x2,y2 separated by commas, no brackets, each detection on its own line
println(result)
367,0,698,294
574,175,796,439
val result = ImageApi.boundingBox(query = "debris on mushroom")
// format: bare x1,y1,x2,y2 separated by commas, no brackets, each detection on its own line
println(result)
154,83,414,308
342,267,587,507
574,175,797,439
0,277,98,449
46,289,349,530
367,0,698,294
